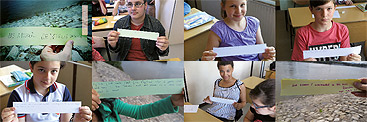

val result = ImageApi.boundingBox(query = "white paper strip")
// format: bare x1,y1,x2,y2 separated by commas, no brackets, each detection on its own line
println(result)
336,6,356,9
303,46,361,59
210,96,236,104
118,29,159,41
213,44,266,57
14,102,81,114
184,105,199,113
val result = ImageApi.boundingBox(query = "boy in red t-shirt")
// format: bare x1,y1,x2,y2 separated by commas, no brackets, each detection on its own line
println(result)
291,0,361,61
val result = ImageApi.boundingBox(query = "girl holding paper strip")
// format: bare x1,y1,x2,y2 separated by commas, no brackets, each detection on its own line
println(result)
201,0,276,61
203,61,246,121
291,0,362,61
1,61,92,122
244,79,276,122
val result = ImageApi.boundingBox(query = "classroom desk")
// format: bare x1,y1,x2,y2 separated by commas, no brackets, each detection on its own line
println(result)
92,15,126,31
288,3,367,55
184,102,222,122
184,8,219,61
0,65,26,115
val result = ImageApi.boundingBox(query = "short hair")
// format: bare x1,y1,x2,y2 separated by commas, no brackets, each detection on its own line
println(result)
217,61,234,69
309,0,335,8
30,61,66,69
249,79,275,107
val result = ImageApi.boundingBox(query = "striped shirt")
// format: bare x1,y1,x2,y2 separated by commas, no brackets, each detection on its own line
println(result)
206,78,243,120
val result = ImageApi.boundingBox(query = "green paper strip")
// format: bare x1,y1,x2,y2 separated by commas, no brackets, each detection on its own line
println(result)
281,79,360,96
0,27,88,46
93,78,184,98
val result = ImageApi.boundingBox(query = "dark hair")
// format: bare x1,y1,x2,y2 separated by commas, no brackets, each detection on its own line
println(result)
309,0,335,8
217,61,234,69
30,61,66,69
249,79,275,107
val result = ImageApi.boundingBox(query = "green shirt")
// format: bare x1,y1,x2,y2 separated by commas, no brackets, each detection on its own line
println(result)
97,96,179,122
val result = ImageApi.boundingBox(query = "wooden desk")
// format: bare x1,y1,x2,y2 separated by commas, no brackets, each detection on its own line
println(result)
0,65,26,116
184,102,222,122
92,15,126,31
184,8,219,61
288,3,367,43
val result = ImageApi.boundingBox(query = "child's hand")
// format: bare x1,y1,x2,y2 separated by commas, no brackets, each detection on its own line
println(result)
262,47,276,61
304,58,317,61
203,96,213,104
201,50,217,61
171,89,184,107
232,102,243,110
156,36,169,51
92,89,101,111
73,106,92,122
346,53,361,61
345,0,353,5
107,31,120,48
40,40,73,61
351,78,367,97
1,107,18,122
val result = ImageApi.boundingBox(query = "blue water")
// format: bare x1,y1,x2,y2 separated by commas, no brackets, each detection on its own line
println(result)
1,0,80,25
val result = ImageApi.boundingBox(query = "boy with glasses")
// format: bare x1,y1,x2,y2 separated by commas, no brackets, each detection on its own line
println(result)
107,0,169,61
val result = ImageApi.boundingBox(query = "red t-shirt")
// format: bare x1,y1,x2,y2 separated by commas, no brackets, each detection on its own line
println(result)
126,23,148,61
291,21,350,61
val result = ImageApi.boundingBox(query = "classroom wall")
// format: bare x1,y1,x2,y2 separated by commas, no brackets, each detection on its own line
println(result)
156,0,184,45
184,61,272,105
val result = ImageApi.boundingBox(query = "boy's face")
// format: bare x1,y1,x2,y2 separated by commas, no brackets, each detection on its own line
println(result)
309,1,336,25
29,61,61,90
127,0,147,21
223,0,247,22
251,98,275,115
218,64,233,81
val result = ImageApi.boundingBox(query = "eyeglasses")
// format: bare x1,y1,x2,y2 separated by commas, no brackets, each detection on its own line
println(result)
252,101,270,109
126,2,145,8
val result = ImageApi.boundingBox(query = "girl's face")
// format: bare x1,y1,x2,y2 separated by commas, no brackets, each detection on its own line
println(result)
222,0,247,21
30,61,61,90
251,98,276,115
218,64,233,81
309,1,335,25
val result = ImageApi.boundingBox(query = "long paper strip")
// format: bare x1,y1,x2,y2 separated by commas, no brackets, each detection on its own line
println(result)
14,102,81,114
210,96,236,104
0,27,88,46
280,79,360,96
93,78,184,98
303,46,361,59
184,105,199,113
117,29,159,41
213,44,266,57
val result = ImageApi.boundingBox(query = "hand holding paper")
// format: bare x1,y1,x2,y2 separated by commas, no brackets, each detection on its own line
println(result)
107,31,120,48
73,106,93,122
262,46,276,61
156,36,169,51
203,96,213,104
91,89,102,111
346,53,361,61
171,88,184,107
201,50,217,61
1,107,18,122
40,40,73,61
351,78,367,97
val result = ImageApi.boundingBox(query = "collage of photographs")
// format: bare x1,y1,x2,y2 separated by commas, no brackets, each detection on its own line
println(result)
0,0,366,122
